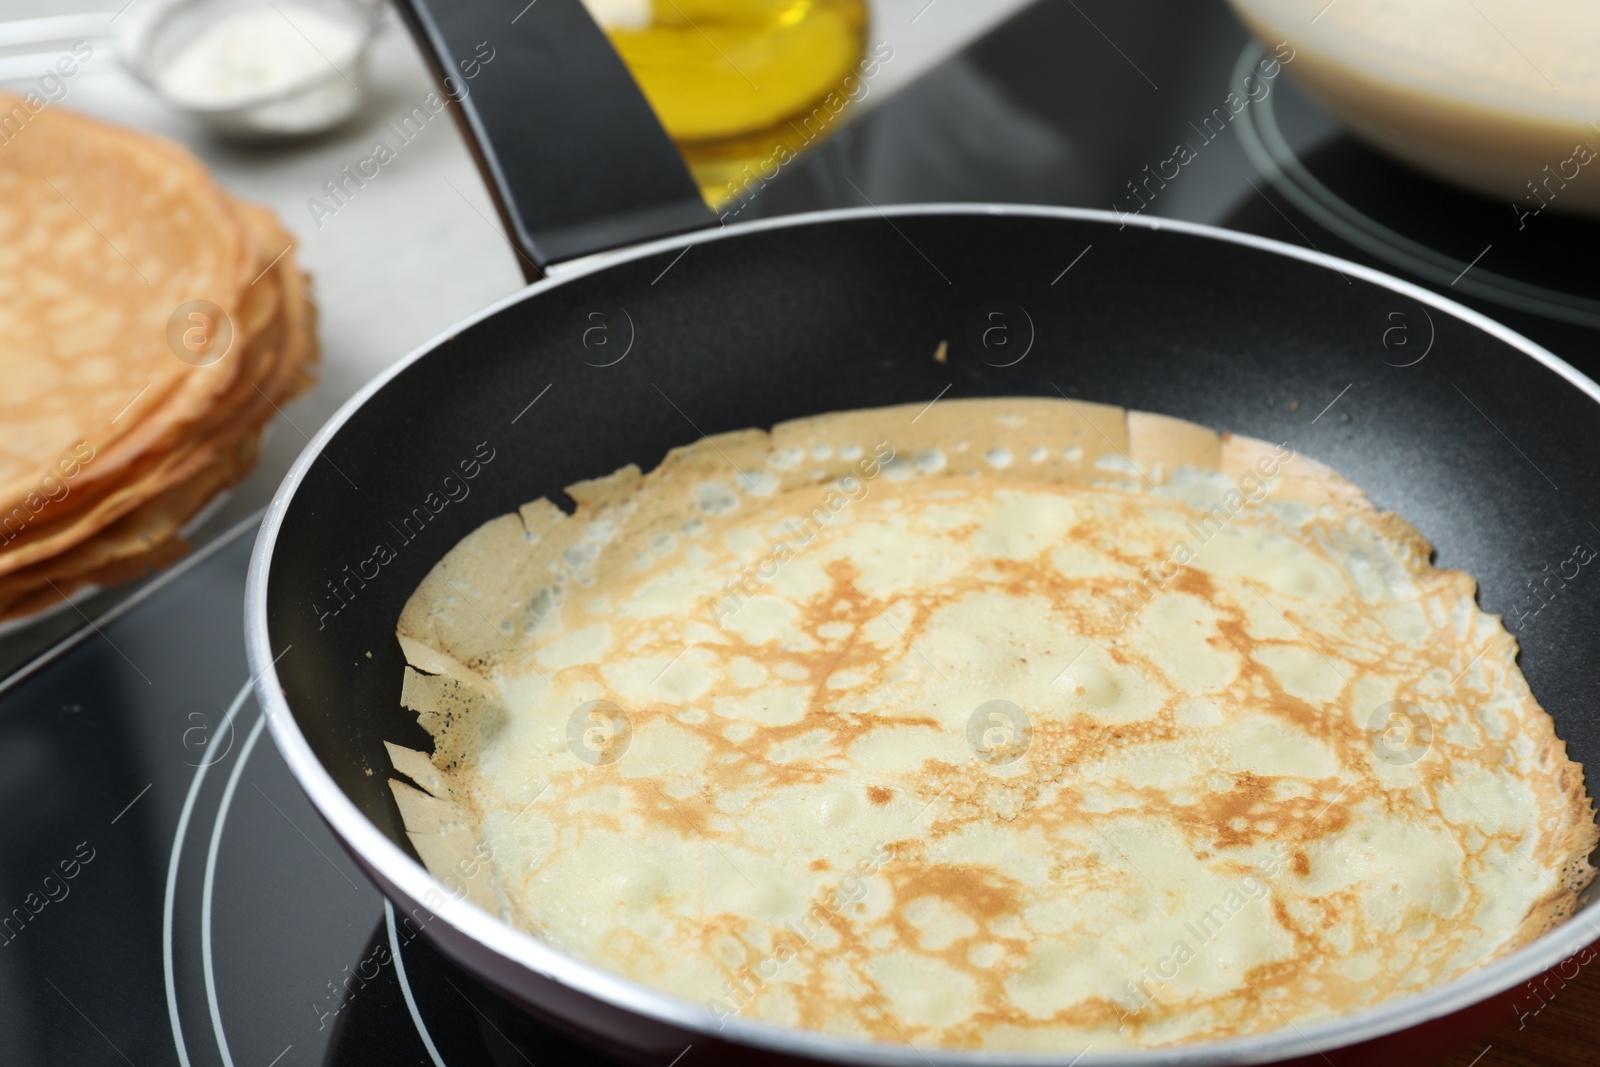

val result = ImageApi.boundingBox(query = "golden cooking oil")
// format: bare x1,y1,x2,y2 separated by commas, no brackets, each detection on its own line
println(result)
582,0,871,208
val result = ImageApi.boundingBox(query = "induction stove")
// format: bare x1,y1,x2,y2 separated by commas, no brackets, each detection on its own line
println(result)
2,2,1595,1065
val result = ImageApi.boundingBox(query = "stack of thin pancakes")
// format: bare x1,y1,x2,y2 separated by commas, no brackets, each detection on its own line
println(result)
0,94,317,623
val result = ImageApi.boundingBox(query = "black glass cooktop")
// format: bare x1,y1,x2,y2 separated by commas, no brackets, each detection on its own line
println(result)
2,1,1595,1065
0,524,597,1066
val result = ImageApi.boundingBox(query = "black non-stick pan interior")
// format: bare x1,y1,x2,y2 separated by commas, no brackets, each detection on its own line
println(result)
265,209,1600,858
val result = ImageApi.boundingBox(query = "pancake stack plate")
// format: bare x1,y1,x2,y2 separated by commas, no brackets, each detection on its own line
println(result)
0,94,318,623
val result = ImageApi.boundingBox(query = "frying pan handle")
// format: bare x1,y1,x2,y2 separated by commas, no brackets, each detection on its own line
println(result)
390,0,716,279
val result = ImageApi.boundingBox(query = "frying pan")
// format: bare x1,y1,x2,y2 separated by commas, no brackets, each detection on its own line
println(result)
246,1,1600,1063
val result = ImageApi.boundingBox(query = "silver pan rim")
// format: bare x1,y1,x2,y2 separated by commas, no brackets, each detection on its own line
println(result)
246,202,1600,1066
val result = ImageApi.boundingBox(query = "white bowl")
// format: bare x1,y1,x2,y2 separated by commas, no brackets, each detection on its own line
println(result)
1229,0,1600,216
119,0,380,140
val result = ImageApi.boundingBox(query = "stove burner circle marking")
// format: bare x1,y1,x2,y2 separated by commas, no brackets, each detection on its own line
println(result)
386,899,449,1067
165,679,255,1067
202,712,268,1067
1233,44,1600,330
